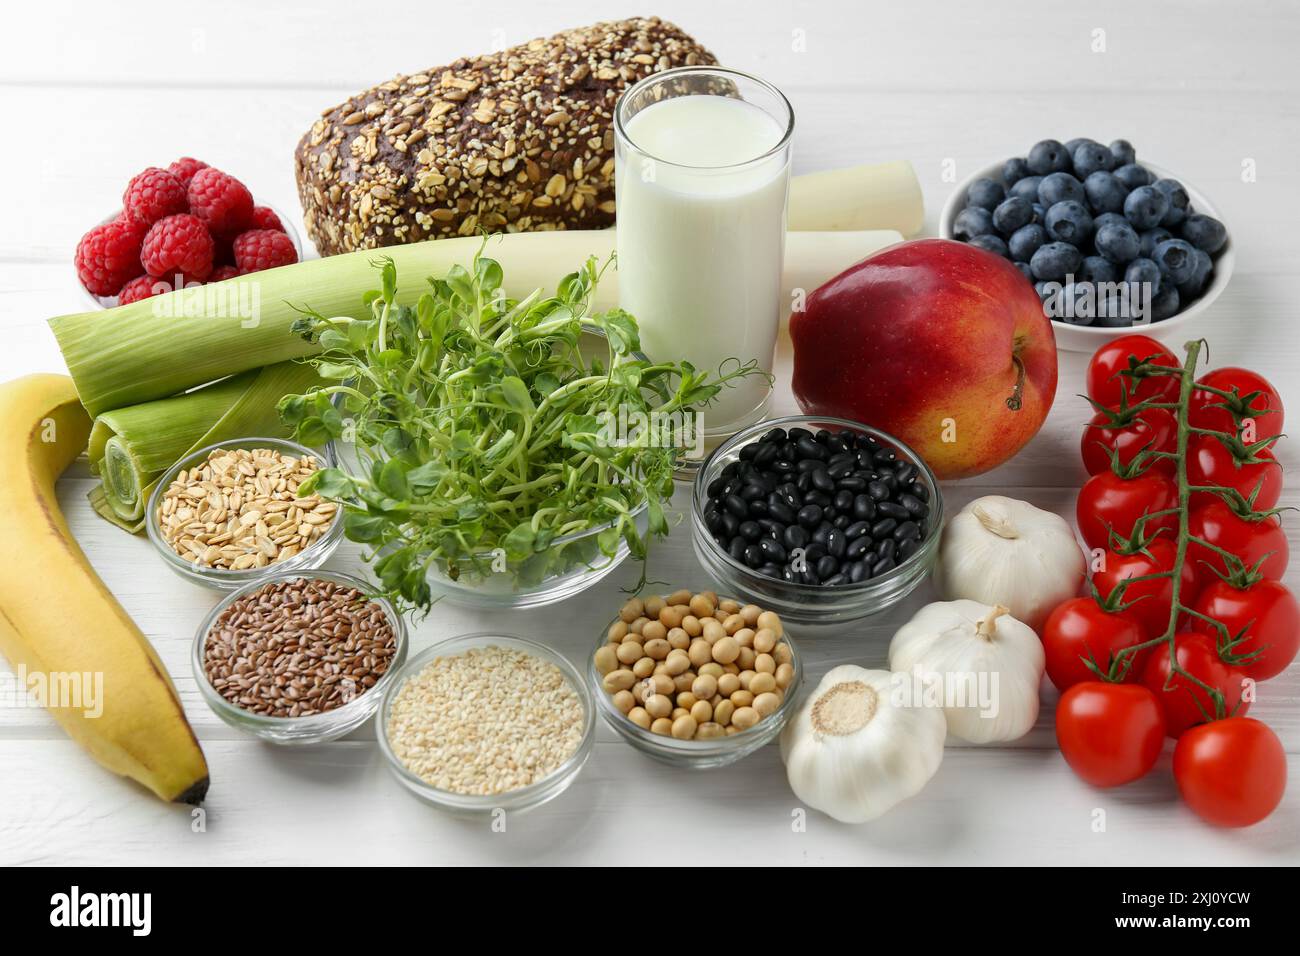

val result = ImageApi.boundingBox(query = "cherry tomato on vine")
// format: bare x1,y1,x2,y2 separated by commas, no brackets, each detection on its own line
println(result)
1173,717,1286,827
1190,578,1300,682
1187,435,1282,511
1086,335,1182,408
1076,470,1178,552
1055,682,1165,787
1140,631,1249,738
1080,406,1177,476
1041,597,1150,691
1187,500,1289,584
1092,538,1198,638
1190,367,1285,443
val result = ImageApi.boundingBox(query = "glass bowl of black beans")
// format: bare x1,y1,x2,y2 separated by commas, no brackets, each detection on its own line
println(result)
692,416,942,627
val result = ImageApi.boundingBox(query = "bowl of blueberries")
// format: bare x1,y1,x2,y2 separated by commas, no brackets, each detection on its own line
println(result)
941,138,1233,351
692,416,941,628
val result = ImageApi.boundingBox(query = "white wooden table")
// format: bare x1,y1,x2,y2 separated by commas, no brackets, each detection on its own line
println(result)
2,0,1297,865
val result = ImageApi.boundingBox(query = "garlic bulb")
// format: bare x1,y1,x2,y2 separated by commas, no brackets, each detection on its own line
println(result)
935,495,1084,631
780,666,946,824
888,600,1044,744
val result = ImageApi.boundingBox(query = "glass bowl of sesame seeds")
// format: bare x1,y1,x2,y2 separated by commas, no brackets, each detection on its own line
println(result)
192,569,408,744
375,633,596,815
145,436,344,590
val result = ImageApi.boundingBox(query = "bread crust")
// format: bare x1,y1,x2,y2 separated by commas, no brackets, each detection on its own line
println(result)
294,17,716,256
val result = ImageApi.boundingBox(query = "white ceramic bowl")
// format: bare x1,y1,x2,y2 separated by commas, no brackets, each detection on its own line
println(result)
940,159,1233,352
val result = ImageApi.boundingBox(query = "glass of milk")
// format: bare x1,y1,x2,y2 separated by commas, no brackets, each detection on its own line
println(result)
614,67,794,458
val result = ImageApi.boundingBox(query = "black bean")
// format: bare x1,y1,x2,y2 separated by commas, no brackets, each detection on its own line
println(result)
757,518,783,539
871,555,897,577
783,525,808,550
833,489,854,513
803,543,827,564
826,528,846,558
811,469,835,493
898,493,927,518
832,514,850,529
739,520,762,542
816,555,840,579
707,476,728,498
805,491,832,508
827,460,854,480
811,524,832,546
894,520,921,541
912,482,930,502
873,448,897,467
875,538,897,562
898,537,922,562
877,501,909,521
881,472,899,493
871,517,898,538
855,449,875,469
867,479,890,501
704,509,724,534
739,443,759,461
762,427,787,444
767,499,795,525
848,560,869,583
837,476,866,493
845,520,870,540
796,472,814,493
800,567,820,585
790,504,821,528
728,537,748,561
744,545,765,568
852,495,876,521
747,498,770,518
758,537,788,562
720,513,739,539
796,436,826,460
846,535,871,560
781,567,797,582
721,461,740,479
788,427,813,441
815,428,834,444
823,573,847,586
795,458,822,474
771,459,795,474
724,494,748,518
758,562,783,577
753,442,779,467
739,483,766,502
894,462,918,485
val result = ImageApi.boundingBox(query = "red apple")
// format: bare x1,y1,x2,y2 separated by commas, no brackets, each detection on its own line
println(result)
790,238,1057,479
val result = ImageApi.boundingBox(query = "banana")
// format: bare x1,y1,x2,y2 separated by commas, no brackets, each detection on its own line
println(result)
0,374,208,803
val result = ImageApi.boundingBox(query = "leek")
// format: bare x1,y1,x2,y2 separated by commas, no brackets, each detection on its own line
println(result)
86,361,321,532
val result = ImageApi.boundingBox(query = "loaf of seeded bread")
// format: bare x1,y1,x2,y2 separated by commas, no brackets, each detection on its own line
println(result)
295,17,716,256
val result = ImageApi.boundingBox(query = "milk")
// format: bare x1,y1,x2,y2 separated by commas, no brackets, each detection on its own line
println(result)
615,91,791,430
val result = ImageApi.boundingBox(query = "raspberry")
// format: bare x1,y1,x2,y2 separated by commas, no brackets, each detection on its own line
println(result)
118,274,169,305
232,229,298,273
122,167,187,225
141,214,214,281
187,167,254,236
167,156,208,186
210,265,240,282
75,218,148,296
249,205,285,232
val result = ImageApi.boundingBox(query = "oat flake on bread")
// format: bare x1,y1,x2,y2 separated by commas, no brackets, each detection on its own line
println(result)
295,17,716,256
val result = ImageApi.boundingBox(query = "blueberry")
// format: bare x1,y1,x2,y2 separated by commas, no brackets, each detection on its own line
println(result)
1094,287,1135,328
1002,157,1031,185
1152,238,1198,285
1008,223,1048,261
1181,213,1227,254
1072,142,1114,178
966,177,1005,211
1080,255,1119,284
1013,260,1033,281
1113,163,1152,191
1034,280,1056,302
953,206,995,241
1177,248,1214,299
1027,139,1072,175
1050,283,1092,326
1038,172,1085,207
1124,257,1162,297
1109,139,1137,167
1094,220,1141,263
1140,227,1173,257
1030,241,1083,281
1065,137,1099,154
968,234,1009,257
1045,200,1094,245
1009,176,1044,202
1084,171,1129,214
1151,284,1181,322
1124,185,1170,230
1032,203,1047,225
1153,179,1191,227
1094,212,1128,232
991,196,1034,234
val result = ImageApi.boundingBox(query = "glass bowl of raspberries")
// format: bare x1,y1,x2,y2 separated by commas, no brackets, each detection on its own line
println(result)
74,157,303,309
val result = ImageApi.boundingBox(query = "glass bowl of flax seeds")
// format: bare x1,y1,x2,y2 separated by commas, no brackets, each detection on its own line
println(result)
192,570,408,744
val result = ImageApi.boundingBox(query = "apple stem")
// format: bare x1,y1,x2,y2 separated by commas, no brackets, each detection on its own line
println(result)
1006,354,1026,411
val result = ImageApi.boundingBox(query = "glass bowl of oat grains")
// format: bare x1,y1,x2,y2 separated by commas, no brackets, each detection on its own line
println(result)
376,633,595,814
193,570,407,744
